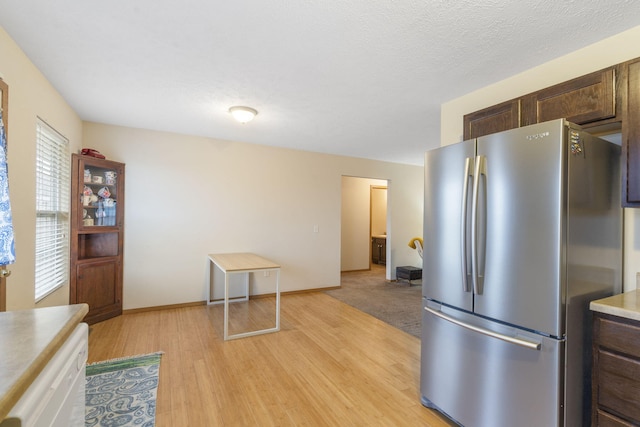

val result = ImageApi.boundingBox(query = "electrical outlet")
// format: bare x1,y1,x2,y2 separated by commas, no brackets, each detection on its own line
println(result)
264,271,270,277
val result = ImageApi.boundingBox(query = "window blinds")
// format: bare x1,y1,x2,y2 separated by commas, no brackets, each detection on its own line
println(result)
35,119,70,301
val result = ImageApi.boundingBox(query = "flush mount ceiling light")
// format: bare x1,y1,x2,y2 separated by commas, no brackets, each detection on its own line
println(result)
229,106,258,124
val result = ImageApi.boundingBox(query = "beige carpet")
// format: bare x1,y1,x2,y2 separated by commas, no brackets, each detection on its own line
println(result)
325,264,422,338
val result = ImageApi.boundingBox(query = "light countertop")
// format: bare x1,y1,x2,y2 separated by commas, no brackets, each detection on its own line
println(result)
590,290,640,321
0,303,88,421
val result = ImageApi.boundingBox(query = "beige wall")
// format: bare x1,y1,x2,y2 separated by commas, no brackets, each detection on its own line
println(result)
371,185,387,237
0,27,83,310
0,23,424,311
441,25,640,291
82,123,423,310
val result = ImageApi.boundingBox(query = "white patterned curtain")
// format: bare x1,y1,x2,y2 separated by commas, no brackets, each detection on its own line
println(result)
0,109,15,265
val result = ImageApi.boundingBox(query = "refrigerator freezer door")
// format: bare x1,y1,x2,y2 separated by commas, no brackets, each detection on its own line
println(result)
421,302,563,427
423,139,475,311
474,120,566,337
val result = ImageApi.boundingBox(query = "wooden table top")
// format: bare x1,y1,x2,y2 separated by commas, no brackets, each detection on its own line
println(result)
208,253,280,272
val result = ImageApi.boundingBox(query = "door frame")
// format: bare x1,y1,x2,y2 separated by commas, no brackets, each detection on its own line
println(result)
340,176,390,278
369,185,388,269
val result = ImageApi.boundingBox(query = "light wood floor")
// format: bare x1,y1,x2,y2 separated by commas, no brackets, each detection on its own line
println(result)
87,291,454,426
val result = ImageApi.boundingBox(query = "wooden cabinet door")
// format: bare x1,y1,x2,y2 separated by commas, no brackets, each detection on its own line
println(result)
371,238,379,264
524,68,616,126
624,60,640,206
594,409,636,427
75,258,122,324
371,238,386,265
463,99,521,140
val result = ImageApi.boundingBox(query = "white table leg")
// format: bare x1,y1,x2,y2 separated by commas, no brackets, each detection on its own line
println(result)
275,268,280,331
208,254,281,341
224,271,229,340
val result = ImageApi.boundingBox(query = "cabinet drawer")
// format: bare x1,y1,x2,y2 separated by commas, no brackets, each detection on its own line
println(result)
596,349,640,422
595,409,636,427
596,316,640,356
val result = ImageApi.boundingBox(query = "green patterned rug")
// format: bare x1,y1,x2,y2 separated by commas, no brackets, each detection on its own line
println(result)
85,352,163,427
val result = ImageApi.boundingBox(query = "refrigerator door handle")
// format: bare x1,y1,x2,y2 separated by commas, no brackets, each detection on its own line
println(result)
460,157,473,293
471,155,486,295
424,306,541,350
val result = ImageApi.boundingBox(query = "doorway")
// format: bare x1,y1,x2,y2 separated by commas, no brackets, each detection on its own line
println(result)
340,176,388,278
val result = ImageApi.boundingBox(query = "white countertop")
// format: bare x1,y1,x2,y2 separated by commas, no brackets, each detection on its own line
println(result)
590,290,640,322
0,304,88,421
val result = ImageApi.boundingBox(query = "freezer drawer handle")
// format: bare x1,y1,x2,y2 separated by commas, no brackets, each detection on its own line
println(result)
424,306,541,350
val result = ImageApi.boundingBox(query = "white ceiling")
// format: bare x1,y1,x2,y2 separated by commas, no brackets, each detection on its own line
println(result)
1,1,640,165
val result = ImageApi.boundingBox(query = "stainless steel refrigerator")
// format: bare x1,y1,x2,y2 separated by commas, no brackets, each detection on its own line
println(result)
421,119,622,427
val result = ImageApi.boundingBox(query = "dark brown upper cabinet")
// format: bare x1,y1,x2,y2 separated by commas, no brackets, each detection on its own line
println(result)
623,59,640,206
463,99,521,140
461,61,640,207
463,67,619,140
522,68,616,127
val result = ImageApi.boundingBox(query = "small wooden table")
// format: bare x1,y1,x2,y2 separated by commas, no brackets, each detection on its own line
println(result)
207,253,280,340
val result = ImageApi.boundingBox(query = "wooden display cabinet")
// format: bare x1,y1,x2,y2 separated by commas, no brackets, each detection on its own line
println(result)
70,154,125,324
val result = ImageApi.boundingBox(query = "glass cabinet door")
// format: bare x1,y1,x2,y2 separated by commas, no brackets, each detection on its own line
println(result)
78,159,122,228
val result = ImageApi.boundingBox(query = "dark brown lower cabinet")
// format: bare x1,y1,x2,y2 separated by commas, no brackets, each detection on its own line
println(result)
371,237,386,265
592,312,640,426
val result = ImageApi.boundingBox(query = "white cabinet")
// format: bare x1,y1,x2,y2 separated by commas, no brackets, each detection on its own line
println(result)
2,324,88,427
